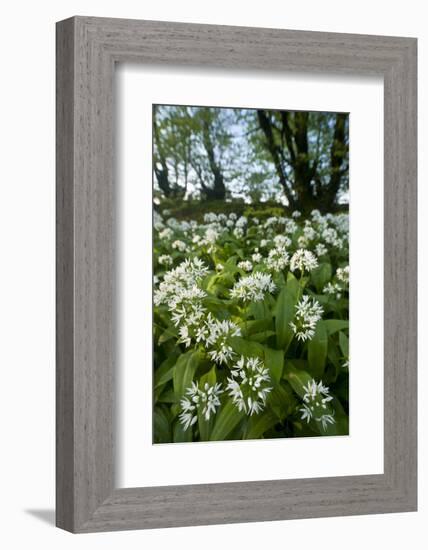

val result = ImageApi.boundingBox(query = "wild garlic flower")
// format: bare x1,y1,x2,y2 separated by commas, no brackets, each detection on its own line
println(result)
292,210,301,219
172,240,187,252
236,216,248,228
227,356,272,415
238,260,253,272
336,265,350,284
274,234,291,248
252,252,263,263
264,217,278,228
299,379,335,431
285,219,298,234
260,239,270,248
215,263,224,272
186,314,240,365
321,227,338,245
265,247,289,272
303,225,317,241
315,243,328,257
290,295,323,342
290,249,319,273
317,413,335,431
204,212,218,223
179,381,224,430
159,227,174,240
323,282,342,300
233,227,244,239
230,272,276,303
310,209,322,222
204,227,219,244
302,379,332,405
158,254,173,266
154,258,208,313
297,235,309,248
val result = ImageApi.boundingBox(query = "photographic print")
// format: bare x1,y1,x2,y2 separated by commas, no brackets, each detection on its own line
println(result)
153,105,349,443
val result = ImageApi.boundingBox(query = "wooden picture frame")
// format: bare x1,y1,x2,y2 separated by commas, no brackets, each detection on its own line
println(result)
56,16,417,533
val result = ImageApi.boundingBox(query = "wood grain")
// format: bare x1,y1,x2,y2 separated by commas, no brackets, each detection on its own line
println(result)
56,16,417,533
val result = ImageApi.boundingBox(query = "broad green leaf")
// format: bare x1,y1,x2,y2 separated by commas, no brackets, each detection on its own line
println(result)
269,381,297,420
308,321,328,378
154,353,177,389
245,410,278,439
323,319,349,336
173,420,193,443
283,362,313,399
199,365,217,387
239,318,273,337
339,331,349,357
264,347,284,384
275,275,299,351
173,350,201,400
311,262,332,293
229,336,265,358
210,400,245,441
249,330,276,343
158,327,177,345
156,388,176,403
153,407,171,443
248,301,266,320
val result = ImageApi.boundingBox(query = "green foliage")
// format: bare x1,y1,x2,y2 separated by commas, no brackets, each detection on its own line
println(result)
153,205,349,443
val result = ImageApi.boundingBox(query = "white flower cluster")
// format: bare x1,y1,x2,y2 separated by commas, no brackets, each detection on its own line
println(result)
154,259,209,338
237,260,253,272
226,356,272,415
179,381,223,430
265,247,289,272
299,378,335,431
230,272,276,302
290,249,319,273
158,254,173,266
290,295,324,342
336,265,350,283
323,281,342,300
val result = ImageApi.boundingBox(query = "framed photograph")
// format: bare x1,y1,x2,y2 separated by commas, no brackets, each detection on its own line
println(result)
56,16,417,532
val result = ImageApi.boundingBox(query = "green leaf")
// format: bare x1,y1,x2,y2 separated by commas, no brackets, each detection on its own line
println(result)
173,420,192,443
248,301,266,320
339,331,349,357
249,330,276,343
283,363,313,399
308,321,328,378
210,400,245,441
153,407,171,443
245,410,278,439
158,327,177,344
229,336,265,358
275,275,299,351
269,381,297,420
239,318,273,337
264,347,284,384
154,354,177,389
311,262,332,293
323,319,349,336
173,350,201,400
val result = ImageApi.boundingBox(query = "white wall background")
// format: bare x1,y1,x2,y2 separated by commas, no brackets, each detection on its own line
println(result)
0,1,424,548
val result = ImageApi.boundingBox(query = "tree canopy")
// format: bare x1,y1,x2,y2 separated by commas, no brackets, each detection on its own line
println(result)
153,105,349,213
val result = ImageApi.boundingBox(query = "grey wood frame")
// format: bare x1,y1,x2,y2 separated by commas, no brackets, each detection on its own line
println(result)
56,16,417,533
